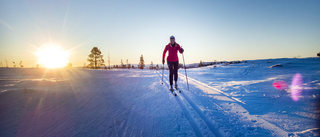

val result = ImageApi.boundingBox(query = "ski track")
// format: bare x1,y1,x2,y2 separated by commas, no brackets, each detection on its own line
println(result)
179,91,223,137
157,73,203,137
156,71,220,137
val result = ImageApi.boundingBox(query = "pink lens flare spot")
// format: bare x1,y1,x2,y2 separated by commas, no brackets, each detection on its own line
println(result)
272,81,288,91
291,73,303,102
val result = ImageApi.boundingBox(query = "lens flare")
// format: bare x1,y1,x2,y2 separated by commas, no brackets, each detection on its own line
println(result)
272,81,288,91
291,73,303,102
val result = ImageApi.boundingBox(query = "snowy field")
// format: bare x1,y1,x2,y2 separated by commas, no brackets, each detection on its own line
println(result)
0,58,319,137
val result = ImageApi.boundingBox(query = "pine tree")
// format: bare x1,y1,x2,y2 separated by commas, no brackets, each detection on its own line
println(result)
19,61,24,68
88,47,105,69
138,55,145,69
199,60,203,67
150,61,154,69
179,63,183,69
121,59,125,69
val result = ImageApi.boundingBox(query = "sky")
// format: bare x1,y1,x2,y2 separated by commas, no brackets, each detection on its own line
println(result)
0,0,319,67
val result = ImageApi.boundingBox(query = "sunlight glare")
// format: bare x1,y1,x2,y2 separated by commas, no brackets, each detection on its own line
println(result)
272,81,288,91
36,43,70,68
291,73,303,102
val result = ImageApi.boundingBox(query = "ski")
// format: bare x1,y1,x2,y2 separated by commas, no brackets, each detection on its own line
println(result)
175,87,181,93
170,88,177,96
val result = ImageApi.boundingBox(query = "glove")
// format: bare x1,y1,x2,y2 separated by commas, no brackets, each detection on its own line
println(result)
180,48,184,53
162,59,165,64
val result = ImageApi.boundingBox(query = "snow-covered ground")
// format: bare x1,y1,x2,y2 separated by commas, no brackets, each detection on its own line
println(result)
0,58,319,136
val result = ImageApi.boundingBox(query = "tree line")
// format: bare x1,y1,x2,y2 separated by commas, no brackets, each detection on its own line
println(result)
0,60,24,68
85,47,161,70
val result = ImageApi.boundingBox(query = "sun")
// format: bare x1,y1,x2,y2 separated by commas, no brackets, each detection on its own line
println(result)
36,43,70,68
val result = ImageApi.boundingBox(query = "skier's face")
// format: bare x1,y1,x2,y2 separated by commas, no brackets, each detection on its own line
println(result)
170,38,175,44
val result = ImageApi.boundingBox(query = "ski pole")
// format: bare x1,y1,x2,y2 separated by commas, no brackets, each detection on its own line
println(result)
182,53,189,90
161,64,164,84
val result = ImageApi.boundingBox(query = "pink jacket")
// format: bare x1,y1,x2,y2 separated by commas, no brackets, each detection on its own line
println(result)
163,43,182,62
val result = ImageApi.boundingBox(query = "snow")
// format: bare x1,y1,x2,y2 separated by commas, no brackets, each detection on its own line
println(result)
0,57,319,136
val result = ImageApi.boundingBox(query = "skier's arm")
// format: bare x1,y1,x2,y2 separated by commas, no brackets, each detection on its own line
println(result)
162,45,168,64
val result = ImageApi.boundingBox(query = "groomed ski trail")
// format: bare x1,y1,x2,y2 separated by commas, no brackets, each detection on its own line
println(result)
0,69,200,137
156,71,222,137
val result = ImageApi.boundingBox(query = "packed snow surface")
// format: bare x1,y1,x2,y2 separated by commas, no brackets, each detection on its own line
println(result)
0,58,319,136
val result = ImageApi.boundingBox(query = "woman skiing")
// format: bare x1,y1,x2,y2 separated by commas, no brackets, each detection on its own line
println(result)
162,36,184,91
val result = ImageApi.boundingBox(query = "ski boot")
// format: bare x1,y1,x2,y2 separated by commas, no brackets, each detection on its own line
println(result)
170,85,174,92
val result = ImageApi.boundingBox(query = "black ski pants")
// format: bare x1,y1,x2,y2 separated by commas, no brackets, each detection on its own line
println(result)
167,61,179,86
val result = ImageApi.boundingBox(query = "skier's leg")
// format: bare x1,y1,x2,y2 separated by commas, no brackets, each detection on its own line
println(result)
167,61,174,86
173,61,179,88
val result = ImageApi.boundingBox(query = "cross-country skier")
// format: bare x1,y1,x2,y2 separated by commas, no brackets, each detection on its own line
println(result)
162,36,184,91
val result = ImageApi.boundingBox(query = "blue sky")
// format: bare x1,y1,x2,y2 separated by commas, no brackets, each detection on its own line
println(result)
0,0,319,67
